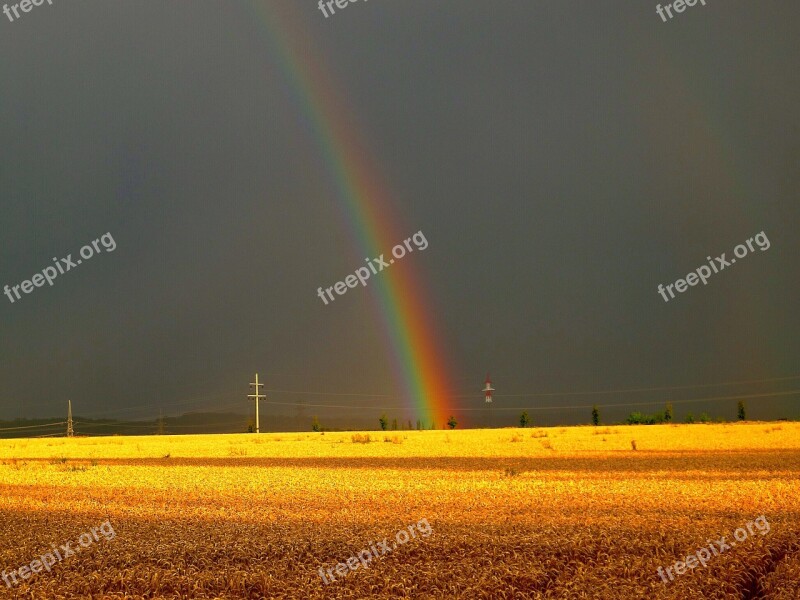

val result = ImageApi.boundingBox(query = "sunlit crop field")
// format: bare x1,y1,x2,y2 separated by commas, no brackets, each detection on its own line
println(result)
0,423,798,599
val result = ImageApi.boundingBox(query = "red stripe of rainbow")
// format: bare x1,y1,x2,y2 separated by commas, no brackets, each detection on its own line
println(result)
245,2,455,427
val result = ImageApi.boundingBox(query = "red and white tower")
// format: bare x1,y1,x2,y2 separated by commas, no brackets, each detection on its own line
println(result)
483,373,494,404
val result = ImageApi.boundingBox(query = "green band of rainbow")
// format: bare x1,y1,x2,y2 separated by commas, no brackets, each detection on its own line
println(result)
245,3,454,427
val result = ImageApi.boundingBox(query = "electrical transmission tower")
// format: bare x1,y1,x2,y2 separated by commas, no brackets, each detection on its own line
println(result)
483,374,494,428
248,373,266,433
66,400,74,437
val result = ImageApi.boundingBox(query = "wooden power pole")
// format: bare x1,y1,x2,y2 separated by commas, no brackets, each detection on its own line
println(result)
248,373,266,433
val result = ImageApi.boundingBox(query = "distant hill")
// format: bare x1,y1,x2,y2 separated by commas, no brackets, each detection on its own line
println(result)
0,411,395,438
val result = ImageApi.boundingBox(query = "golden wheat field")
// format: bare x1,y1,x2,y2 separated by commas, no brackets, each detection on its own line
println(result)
0,423,798,599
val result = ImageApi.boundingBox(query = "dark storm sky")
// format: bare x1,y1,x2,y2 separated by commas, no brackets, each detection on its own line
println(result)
1,1,798,425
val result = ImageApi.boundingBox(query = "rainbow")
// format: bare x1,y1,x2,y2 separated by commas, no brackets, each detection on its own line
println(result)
244,2,455,427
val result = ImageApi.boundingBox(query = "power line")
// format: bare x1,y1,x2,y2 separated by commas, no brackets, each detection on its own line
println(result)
264,373,800,403
0,422,65,432
264,389,403,398
447,388,800,412
252,388,800,412
70,421,247,431
5,373,798,422
159,420,247,429
65,391,236,419
73,422,158,429
6,390,795,435
488,374,800,398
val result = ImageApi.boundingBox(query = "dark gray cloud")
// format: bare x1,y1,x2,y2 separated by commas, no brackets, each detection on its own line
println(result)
1,1,798,426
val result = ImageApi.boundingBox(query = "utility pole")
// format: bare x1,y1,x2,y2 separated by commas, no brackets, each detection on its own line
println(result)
67,400,74,438
248,373,266,433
